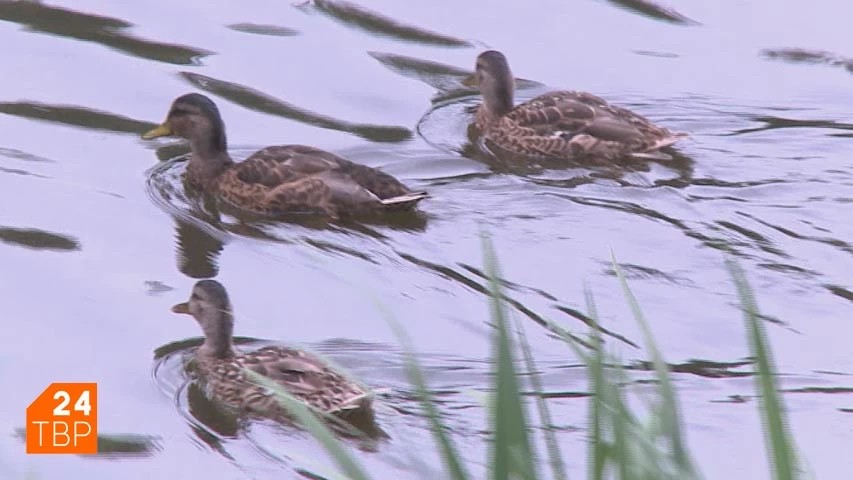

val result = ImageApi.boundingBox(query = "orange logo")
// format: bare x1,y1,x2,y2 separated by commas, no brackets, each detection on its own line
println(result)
26,383,98,454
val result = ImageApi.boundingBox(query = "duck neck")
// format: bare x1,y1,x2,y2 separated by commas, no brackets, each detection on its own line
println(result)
198,312,236,360
187,131,234,189
479,81,514,128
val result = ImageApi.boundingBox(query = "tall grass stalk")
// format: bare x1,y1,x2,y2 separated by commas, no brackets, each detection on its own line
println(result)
482,236,537,480
583,289,606,480
514,312,568,480
246,245,802,480
386,313,471,480
610,254,700,479
244,370,372,480
585,284,693,480
727,260,800,480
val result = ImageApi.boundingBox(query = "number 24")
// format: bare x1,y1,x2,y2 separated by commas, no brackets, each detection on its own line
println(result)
53,390,92,416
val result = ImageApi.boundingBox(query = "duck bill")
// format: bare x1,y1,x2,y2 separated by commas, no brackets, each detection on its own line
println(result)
461,73,479,88
171,302,190,315
142,122,173,140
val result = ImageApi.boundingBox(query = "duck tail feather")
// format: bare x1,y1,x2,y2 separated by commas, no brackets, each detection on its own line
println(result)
630,151,673,161
379,191,428,209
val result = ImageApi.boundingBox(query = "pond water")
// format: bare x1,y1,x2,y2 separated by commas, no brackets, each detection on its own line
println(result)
2,0,852,478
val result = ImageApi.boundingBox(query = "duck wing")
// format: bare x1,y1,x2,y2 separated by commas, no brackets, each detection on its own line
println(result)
511,91,674,142
240,346,369,412
498,91,683,159
222,145,425,215
243,347,328,393
231,145,340,187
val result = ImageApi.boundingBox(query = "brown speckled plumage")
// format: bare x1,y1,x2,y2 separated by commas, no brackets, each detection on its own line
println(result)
202,345,372,418
467,51,685,163
172,280,373,421
144,94,426,218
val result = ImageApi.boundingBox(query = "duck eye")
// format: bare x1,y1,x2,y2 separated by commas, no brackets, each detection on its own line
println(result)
190,293,200,301
169,108,190,117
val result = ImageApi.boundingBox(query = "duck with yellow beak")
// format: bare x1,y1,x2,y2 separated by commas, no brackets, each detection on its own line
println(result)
143,93,427,218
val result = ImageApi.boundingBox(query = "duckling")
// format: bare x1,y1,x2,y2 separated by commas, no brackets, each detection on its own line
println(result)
171,279,374,420
143,93,427,218
464,50,685,163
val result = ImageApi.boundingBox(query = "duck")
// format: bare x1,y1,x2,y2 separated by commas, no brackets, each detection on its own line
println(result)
143,93,427,218
463,50,685,163
171,279,374,421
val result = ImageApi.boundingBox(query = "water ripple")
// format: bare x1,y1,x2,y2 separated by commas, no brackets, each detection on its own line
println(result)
0,101,155,135
180,71,413,143
0,1,210,65
762,48,853,74
0,226,80,251
604,0,699,25
226,22,300,37
306,0,472,47
369,51,543,99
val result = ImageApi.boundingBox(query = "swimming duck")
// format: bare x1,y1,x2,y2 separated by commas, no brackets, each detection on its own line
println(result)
143,93,426,218
464,50,685,163
171,279,374,421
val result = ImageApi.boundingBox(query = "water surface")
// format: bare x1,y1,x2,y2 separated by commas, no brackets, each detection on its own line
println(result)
2,0,852,478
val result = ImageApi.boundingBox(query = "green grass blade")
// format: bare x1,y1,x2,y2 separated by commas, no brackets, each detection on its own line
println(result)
538,311,591,365
726,260,799,480
386,315,472,480
514,313,568,480
610,253,697,477
584,288,606,480
609,367,631,480
244,370,372,480
482,235,537,480
351,277,471,480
